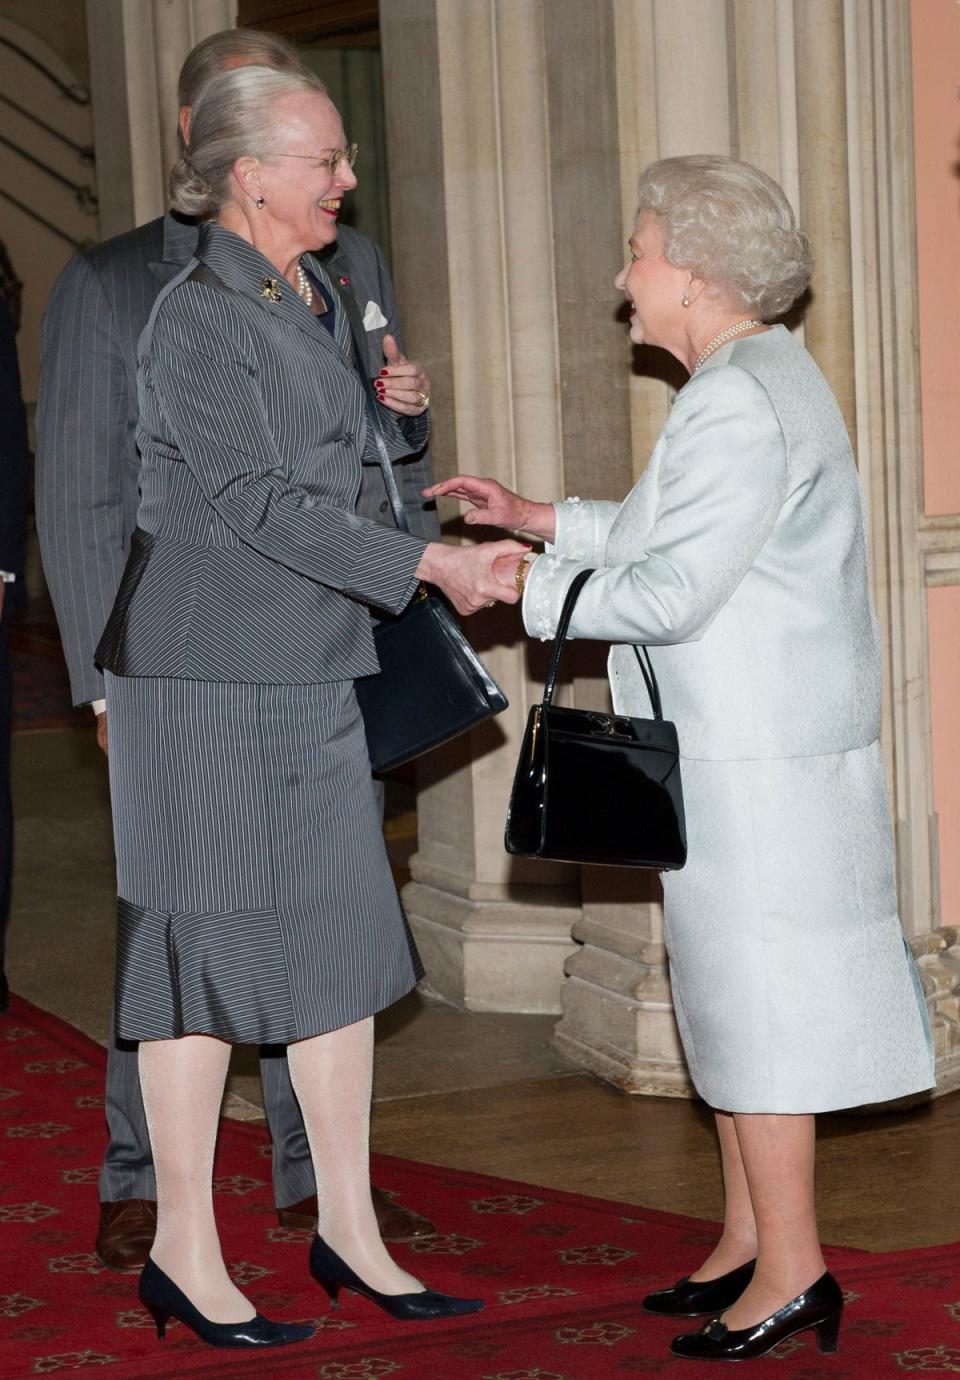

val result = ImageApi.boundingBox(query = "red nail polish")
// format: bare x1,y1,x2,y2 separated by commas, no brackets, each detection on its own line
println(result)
379,369,389,377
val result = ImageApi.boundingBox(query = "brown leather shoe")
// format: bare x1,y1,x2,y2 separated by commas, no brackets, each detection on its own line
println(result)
277,1186,438,1243
95,1198,157,1273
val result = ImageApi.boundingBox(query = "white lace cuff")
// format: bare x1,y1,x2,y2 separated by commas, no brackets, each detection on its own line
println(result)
522,554,592,641
551,497,621,564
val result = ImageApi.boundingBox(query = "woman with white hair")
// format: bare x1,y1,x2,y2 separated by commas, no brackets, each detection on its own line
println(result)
429,153,934,1363
97,64,519,1349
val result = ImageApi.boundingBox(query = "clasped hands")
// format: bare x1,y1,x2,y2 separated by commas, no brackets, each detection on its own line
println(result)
414,475,557,617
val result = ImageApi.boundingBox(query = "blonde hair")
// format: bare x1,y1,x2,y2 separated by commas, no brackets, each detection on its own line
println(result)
636,154,813,319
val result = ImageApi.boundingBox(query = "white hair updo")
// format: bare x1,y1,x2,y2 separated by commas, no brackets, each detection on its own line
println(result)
636,154,813,319
168,65,328,220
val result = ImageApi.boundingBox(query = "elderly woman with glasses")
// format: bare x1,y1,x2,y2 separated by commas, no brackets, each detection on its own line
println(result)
429,154,934,1364
95,65,525,1350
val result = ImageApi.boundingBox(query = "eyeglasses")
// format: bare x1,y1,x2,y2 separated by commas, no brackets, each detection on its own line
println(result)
275,144,358,175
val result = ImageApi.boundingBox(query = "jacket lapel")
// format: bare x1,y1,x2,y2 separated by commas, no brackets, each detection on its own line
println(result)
197,223,349,364
304,251,358,363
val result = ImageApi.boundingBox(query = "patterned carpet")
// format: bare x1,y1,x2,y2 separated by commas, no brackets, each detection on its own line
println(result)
3,995,960,1377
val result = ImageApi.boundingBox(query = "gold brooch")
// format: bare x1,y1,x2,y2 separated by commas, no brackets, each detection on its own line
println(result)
259,276,281,302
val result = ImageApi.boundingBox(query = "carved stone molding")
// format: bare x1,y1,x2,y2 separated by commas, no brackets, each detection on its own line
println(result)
913,930,960,1095
919,517,960,587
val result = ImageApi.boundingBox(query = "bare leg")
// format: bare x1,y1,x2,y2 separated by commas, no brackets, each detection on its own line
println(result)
138,1035,254,1323
719,1112,826,1330
286,1017,422,1296
689,1110,758,1280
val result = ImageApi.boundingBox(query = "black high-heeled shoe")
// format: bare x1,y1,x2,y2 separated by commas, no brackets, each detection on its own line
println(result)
642,1258,756,1316
139,1257,315,1348
309,1234,484,1320
669,1270,843,1361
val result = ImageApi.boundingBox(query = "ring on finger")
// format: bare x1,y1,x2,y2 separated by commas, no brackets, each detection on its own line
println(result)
415,389,430,408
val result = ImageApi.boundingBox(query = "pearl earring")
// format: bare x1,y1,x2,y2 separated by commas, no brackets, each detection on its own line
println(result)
681,294,691,308
255,196,265,209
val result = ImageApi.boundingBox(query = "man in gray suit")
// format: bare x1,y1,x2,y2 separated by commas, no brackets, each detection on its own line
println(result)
35,28,438,1272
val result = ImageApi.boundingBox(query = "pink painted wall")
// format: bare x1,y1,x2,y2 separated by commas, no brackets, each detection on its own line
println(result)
911,0,960,516
912,1,960,928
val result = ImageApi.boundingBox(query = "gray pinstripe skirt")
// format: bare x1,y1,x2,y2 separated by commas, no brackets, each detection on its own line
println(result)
104,672,422,1043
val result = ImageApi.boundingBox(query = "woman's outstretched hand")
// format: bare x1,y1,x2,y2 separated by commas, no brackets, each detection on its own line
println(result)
416,539,530,615
424,476,557,543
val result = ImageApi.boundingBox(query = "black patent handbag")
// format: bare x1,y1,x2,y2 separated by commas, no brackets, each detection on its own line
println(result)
505,568,687,869
335,280,508,773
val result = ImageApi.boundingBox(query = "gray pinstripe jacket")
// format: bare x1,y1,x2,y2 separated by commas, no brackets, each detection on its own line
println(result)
95,223,429,686
36,213,439,702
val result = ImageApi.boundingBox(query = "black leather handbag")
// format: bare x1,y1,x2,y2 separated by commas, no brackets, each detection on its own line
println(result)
338,284,508,773
505,568,686,869
356,585,508,773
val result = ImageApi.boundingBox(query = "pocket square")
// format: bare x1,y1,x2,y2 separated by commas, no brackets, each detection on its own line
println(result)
363,300,389,331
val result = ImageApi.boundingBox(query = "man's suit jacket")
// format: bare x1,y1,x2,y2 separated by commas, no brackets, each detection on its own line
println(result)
97,223,426,686
36,213,439,704
0,297,29,618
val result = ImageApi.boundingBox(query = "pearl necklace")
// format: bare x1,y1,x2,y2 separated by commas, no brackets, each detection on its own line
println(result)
295,262,313,308
693,318,764,372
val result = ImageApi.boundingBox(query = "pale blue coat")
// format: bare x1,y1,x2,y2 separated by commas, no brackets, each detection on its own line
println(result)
524,325,934,1112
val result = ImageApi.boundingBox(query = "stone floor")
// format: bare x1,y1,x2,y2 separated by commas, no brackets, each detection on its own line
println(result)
8,721,960,1254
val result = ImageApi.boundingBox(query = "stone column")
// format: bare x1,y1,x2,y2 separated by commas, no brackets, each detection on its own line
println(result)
86,0,236,236
383,0,580,1014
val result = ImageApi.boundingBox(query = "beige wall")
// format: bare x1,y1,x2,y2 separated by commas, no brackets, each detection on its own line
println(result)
0,0,89,82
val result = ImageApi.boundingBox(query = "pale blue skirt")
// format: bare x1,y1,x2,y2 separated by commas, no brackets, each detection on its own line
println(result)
662,739,934,1112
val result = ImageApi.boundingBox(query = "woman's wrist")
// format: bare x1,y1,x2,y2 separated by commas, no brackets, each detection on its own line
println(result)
414,542,446,584
518,500,557,543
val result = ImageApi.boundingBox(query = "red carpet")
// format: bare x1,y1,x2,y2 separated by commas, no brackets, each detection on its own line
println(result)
1,995,959,1379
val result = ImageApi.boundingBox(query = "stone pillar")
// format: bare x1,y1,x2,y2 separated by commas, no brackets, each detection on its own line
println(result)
383,0,580,1014
86,0,236,236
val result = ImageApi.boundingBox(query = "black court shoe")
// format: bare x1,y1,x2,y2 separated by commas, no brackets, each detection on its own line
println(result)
643,1258,756,1316
309,1234,484,1320
139,1257,315,1348
669,1270,843,1361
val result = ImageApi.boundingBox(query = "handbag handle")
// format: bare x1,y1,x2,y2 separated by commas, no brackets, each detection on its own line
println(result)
541,566,664,723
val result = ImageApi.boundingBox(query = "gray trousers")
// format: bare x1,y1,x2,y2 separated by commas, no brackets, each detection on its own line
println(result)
99,1037,316,1206
99,779,387,1205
